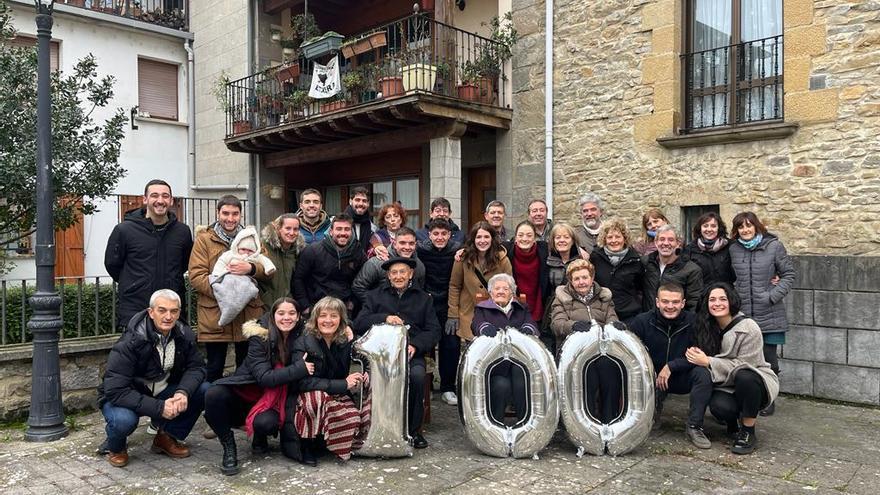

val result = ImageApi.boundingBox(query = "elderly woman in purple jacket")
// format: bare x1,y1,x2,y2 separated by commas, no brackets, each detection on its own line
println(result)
471,273,538,424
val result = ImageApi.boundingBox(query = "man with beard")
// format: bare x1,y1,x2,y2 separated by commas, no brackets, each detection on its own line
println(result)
296,188,332,244
293,213,367,315
105,179,193,329
416,218,461,406
352,227,425,304
641,225,703,312
344,186,376,254
573,192,604,253
527,199,553,242
415,197,465,244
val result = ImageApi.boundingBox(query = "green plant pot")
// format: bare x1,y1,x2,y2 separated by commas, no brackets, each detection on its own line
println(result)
301,33,344,60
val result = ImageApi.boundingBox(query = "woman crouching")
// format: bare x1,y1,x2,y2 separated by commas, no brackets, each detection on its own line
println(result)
686,282,779,454
292,296,370,466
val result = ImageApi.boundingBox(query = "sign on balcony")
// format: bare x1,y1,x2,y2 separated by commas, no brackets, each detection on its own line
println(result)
308,56,341,99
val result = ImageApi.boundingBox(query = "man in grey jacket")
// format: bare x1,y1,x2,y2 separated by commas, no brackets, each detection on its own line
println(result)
351,227,425,305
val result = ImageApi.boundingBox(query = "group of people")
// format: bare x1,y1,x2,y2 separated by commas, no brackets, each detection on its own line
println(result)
97,179,794,476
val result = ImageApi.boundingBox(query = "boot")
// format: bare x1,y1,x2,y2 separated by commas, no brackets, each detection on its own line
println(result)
300,438,317,467
218,431,239,476
251,433,269,455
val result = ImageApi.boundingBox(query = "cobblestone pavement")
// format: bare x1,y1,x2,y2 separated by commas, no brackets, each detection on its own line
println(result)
1,394,879,494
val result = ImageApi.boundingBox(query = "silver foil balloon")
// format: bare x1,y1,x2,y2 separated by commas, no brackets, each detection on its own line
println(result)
352,323,413,458
558,322,655,456
458,328,559,458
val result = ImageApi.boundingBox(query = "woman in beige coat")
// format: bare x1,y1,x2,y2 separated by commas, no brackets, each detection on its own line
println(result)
548,259,621,422
447,221,512,342
686,282,779,455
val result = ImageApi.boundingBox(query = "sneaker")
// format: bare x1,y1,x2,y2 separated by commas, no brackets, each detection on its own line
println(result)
731,428,757,455
685,425,711,449
251,434,270,455
759,401,775,416
441,392,458,406
146,421,159,435
726,420,740,439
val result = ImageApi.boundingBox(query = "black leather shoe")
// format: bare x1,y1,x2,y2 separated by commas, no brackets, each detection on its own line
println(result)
300,439,318,467
412,433,428,449
251,434,269,455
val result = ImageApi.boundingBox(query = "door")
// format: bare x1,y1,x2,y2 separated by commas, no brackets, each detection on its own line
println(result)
467,166,496,229
55,198,84,278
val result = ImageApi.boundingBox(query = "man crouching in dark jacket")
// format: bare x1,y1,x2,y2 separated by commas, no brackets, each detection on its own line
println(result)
353,257,441,450
97,289,208,468
626,282,713,450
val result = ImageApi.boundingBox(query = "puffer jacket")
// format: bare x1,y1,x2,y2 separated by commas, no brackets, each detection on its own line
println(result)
351,246,426,305
213,316,309,388
448,250,512,341
296,209,332,245
728,233,795,334
681,239,736,287
189,224,271,342
641,252,704,312
258,221,305,309
590,247,644,321
548,282,618,352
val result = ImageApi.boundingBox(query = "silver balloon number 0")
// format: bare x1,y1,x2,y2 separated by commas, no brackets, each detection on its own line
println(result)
457,328,559,458
352,323,413,458
558,322,655,456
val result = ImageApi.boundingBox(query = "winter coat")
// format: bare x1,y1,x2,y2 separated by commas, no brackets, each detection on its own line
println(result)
416,238,460,321
590,247,644,321
97,309,205,418
258,221,305,309
641,252,704,312
448,250,513,341
351,247,426,305
189,224,271,343
626,309,696,375
345,205,377,255
104,208,193,327
211,226,276,277
548,282,618,352
573,224,599,254
681,239,736,287
504,240,551,310
728,233,796,334
708,315,780,402
292,334,354,396
352,283,441,358
213,316,309,388
292,236,367,310
534,219,554,243
545,246,590,294
296,210,332,245
415,219,466,245
471,299,537,336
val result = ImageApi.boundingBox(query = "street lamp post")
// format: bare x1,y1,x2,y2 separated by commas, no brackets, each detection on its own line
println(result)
25,0,67,443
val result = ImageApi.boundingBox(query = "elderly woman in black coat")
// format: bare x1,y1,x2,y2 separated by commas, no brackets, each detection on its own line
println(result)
471,273,538,424
204,297,314,475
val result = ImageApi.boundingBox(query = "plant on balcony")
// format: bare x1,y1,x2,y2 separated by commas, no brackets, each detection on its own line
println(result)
342,69,367,104
434,61,452,95
211,71,251,135
285,90,312,121
340,29,388,60
457,60,481,102
318,93,350,114
466,12,518,104
301,31,345,60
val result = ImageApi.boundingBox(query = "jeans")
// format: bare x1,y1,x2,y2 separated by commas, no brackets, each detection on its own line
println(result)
658,366,713,427
102,381,209,453
205,341,249,382
709,368,770,422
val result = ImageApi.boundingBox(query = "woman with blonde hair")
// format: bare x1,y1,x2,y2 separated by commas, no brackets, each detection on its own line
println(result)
632,208,669,256
590,218,644,321
292,297,369,465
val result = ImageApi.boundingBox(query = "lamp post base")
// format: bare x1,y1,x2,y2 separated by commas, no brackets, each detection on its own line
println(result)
25,424,69,443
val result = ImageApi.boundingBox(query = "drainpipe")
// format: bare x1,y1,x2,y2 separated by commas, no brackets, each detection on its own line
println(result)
247,0,259,224
544,0,554,219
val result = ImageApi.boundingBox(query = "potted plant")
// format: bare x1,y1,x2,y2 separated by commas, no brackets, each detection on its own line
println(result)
401,50,437,92
342,69,368,104
434,61,452,95
274,59,301,84
318,93,349,113
285,90,312,121
471,13,518,104
341,29,388,60
301,31,345,60
211,71,251,135
457,60,481,102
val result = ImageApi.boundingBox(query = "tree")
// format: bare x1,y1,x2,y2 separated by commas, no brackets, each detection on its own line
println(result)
0,0,126,272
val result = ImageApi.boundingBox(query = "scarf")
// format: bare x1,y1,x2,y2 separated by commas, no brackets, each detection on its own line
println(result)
513,244,543,322
244,362,287,437
345,205,372,245
582,223,601,236
646,229,657,239
738,234,763,250
698,236,728,253
603,246,629,266
574,285,595,305
213,222,242,246
497,299,514,315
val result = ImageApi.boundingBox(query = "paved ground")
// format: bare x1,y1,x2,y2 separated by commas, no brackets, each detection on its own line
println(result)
1,394,879,494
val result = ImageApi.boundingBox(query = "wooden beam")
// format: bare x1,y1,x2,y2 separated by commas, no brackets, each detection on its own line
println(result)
265,120,468,168
413,101,511,129
366,110,407,128
292,126,330,144
346,114,391,132
390,105,431,123
328,119,368,136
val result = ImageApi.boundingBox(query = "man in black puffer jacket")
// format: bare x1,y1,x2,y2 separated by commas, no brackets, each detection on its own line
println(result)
641,225,703,312
97,290,207,468
626,283,713,449
104,180,193,328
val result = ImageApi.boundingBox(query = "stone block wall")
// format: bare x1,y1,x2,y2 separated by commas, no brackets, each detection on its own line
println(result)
780,256,880,405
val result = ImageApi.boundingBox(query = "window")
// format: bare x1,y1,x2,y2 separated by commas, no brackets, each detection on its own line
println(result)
10,36,60,72
684,0,783,131
681,204,719,244
137,58,179,120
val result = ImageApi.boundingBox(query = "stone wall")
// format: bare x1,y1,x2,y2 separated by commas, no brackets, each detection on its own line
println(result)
509,0,880,255
780,256,880,405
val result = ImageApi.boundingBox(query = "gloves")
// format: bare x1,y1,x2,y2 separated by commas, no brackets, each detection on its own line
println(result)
479,324,499,338
444,318,459,336
611,321,628,331
571,321,592,333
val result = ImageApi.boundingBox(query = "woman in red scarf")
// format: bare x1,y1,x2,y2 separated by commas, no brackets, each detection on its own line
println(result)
204,297,314,475
503,221,549,324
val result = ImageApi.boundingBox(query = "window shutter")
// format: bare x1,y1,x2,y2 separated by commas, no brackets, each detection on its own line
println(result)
10,36,60,72
138,58,179,121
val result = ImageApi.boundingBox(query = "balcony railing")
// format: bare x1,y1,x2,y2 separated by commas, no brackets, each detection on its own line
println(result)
224,12,509,138
60,0,188,31
683,35,783,132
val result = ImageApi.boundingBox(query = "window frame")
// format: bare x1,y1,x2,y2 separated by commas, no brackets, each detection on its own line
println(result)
137,57,180,121
681,0,784,133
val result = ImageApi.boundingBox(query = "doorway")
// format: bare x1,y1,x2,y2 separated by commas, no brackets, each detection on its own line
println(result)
467,166,496,229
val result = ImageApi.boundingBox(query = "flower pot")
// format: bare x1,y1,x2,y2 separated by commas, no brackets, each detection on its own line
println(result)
232,120,252,135
341,44,356,60
477,76,495,104
274,63,301,84
379,76,405,98
401,64,437,92
319,100,350,113
457,83,480,102
301,32,344,60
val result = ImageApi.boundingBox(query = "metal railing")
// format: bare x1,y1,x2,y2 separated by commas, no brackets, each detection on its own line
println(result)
112,195,249,232
225,12,509,137
683,35,783,132
61,0,188,31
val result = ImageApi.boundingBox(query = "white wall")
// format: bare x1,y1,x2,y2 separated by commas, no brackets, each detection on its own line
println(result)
5,5,190,280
